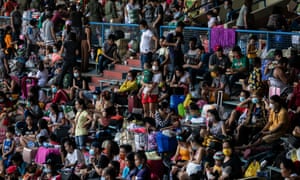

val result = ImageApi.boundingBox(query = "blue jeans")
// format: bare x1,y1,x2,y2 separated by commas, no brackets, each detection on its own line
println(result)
75,135,87,149
98,55,111,73
140,52,152,69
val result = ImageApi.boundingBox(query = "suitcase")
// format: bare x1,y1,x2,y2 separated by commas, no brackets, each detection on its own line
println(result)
128,95,142,114
23,147,38,164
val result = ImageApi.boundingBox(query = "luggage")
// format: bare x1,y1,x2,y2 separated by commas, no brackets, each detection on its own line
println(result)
128,95,142,114
170,95,185,112
156,132,177,153
21,76,37,99
23,147,38,164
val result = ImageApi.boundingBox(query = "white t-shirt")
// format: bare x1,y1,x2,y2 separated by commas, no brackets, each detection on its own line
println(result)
208,17,217,28
158,47,169,57
36,69,48,87
50,112,64,124
143,72,162,95
66,149,85,166
140,29,154,53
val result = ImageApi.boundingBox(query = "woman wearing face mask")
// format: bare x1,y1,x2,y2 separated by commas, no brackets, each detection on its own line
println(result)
51,83,70,105
219,141,243,180
225,90,250,132
154,101,173,130
170,66,191,95
112,70,138,105
134,151,151,180
241,95,289,149
179,134,205,179
141,60,163,118
207,109,227,137
122,152,137,180
235,90,268,145
71,67,87,100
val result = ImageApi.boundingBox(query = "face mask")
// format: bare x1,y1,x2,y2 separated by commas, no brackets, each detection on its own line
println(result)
269,103,275,110
27,101,31,107
9,97,13,101
137,164,143,170
43,168,51,174
0,99,4,103
74,73,79,78
93,95,98,100
100,177,105,180
239,97,245,102
140,29,146,33
192,146,198,151
223,148,232,157
89,149,95,156
152,66,159,71
52,87,57,93
127,76,132,81
251,98,259,104
53,49,57,53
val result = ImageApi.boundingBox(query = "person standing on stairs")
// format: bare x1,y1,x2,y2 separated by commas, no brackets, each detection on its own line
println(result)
139,19,158,70
81,17,91,73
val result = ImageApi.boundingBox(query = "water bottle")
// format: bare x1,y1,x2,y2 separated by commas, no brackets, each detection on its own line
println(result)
90,48,95,61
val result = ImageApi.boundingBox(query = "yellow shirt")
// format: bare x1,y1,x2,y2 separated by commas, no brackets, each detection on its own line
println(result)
75,110,89,136
268,108,289,132
119,80,138,93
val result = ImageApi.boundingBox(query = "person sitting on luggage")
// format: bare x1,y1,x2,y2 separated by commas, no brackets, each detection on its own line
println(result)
51,83,70,105
2,126,15,168
97,34,119,76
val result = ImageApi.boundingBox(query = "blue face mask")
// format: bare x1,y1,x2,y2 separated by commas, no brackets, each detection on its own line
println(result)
100,177,105,180
52,87,57,93
93,95,98,100
240,97,245,102
43,167,51,174
89,149,95,156
251,98,259,104
137,164,143,170
53,49,57,53
140,29,146,33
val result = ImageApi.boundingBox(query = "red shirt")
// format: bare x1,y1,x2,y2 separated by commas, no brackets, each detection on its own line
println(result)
52,89,69,104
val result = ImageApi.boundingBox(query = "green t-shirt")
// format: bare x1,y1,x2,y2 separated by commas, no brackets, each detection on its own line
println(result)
231,56,248,70
143,69,153,84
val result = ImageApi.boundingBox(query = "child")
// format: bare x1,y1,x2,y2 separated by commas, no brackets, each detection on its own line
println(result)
139,62,153,101
2,126,15,167
156,36,169,79
241,57,263,91
3,26,16,73
206,151,224,180
247,35,258,71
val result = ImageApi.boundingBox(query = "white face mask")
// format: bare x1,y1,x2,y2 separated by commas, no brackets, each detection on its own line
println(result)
269,103,275,110
152,66,159,71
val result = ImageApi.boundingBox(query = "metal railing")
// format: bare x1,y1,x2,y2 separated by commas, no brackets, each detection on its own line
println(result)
0,15,299,55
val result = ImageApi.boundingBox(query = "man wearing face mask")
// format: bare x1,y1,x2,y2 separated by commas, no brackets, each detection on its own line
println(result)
235,90,268,145
239,95,289,149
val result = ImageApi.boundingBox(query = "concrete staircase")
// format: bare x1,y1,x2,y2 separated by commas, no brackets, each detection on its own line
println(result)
83,58,141,91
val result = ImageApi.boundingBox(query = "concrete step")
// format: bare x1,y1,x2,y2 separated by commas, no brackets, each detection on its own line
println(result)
114,64,132,72
103,70,124,80
127,59,141,68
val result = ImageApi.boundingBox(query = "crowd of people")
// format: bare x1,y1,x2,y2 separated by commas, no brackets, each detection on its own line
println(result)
0,0,299,180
